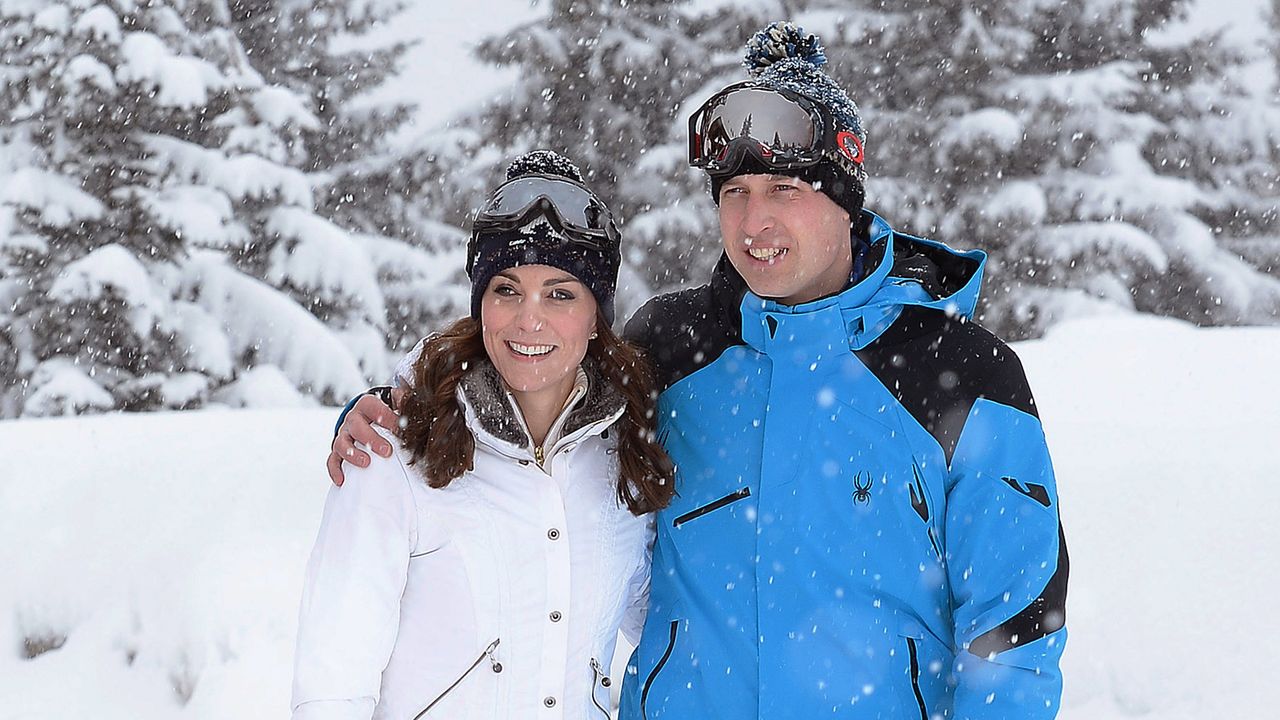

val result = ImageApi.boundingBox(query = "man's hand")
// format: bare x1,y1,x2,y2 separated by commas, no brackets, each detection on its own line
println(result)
326,388,406,486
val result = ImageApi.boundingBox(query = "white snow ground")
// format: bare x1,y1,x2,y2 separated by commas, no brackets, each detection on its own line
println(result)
1,313,1277,718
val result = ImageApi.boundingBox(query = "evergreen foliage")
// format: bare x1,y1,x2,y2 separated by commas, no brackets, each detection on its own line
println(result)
432,0,1280,337
410,0,795,316
3,0,1278,417
803,0,1280,337
0,0,418,417
1214,0,1280,278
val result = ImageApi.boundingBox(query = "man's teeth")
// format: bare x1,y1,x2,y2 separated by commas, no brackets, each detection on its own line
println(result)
748,247,786,260
509,342,555,357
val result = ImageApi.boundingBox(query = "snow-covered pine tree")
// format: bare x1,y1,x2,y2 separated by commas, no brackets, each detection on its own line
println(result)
1142,7,1280,321
0,0,409,416
618,2,795,305
1197,0,1280,284
225,0,460,358
411,0,795,318
804,0,1280,338
1,0,246,416
1270,0,1280,75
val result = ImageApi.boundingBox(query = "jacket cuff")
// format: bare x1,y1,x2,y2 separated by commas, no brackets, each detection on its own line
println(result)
332,386,394,438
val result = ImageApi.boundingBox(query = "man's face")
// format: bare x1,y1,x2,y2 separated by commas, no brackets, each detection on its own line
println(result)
717,174,853,305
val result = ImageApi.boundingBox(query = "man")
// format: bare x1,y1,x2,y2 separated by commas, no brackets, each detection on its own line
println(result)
331,22,1067,720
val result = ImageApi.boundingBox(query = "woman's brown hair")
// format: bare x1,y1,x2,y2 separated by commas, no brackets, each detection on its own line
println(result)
398,313,675,515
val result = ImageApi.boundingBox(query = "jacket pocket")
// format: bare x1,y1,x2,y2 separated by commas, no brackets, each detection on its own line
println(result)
412,637,502,719
904,636,928,720
640,620,680,717
590,657,612,718
672,487,751,528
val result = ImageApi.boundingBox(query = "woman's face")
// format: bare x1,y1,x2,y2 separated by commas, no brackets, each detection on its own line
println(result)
480,264,598,405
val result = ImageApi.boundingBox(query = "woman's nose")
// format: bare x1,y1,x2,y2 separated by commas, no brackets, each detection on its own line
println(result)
515,298,546,332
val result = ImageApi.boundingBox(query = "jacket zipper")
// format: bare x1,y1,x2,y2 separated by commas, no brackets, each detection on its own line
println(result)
590,657,612,717
906,637,928,720
640,620,679,717
672,487,752,527
510,379,593,471
412,638,502,719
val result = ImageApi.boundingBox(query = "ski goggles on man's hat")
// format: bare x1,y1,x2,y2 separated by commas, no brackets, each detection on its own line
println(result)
469,173,619,254
688,82,864,175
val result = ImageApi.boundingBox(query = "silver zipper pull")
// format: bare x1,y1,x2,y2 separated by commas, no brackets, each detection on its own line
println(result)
485,638,502,673
590,657,612,687
413,639,504,720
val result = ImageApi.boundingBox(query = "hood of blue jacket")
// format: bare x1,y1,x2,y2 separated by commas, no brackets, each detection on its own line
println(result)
739,209,987,352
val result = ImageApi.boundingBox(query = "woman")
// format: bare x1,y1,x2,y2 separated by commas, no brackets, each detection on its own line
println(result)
291,151,674,719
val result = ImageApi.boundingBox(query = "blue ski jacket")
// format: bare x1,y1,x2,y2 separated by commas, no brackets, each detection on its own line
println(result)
619,210,1067,719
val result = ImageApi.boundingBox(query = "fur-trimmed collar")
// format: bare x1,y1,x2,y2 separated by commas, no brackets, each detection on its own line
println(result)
458,356,625,449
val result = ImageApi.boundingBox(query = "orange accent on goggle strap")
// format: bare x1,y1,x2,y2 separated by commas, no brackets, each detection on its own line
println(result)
836,131,864,164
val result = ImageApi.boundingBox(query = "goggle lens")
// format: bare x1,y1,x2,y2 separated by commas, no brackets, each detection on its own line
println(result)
693,88,820,169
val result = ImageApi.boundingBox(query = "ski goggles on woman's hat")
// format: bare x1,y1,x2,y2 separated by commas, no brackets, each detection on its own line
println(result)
466,171,622,322
688,83,864,175
469,173,619,254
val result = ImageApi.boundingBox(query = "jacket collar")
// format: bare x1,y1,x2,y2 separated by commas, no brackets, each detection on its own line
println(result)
457,355,625,453
708,252,749,341
736,209,987,355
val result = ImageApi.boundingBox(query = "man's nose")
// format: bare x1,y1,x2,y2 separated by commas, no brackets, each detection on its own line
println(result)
741,193,774,237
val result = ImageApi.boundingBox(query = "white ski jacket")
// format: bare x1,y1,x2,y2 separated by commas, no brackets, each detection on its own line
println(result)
292,360,654,720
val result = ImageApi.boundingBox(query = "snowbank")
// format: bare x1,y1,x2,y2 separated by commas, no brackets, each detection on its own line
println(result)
0,409,333,718
0,314,1276,717
1020,316,1280,719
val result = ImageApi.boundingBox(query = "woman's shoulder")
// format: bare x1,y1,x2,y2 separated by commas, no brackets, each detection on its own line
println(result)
393,336,430,387
335,427,419,505
330,427,451,552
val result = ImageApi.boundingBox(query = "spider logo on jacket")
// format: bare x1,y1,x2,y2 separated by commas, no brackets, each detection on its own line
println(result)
851,471,874,505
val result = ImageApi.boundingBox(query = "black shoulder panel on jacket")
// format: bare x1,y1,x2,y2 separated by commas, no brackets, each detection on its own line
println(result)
856,306,1037,465
624,255,746,393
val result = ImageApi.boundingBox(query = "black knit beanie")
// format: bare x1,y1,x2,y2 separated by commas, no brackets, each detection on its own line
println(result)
708,22,868,218
466,150,622,324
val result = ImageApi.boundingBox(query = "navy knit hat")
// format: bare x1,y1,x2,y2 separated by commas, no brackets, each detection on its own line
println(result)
708,22,868,217
466,150,621,323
